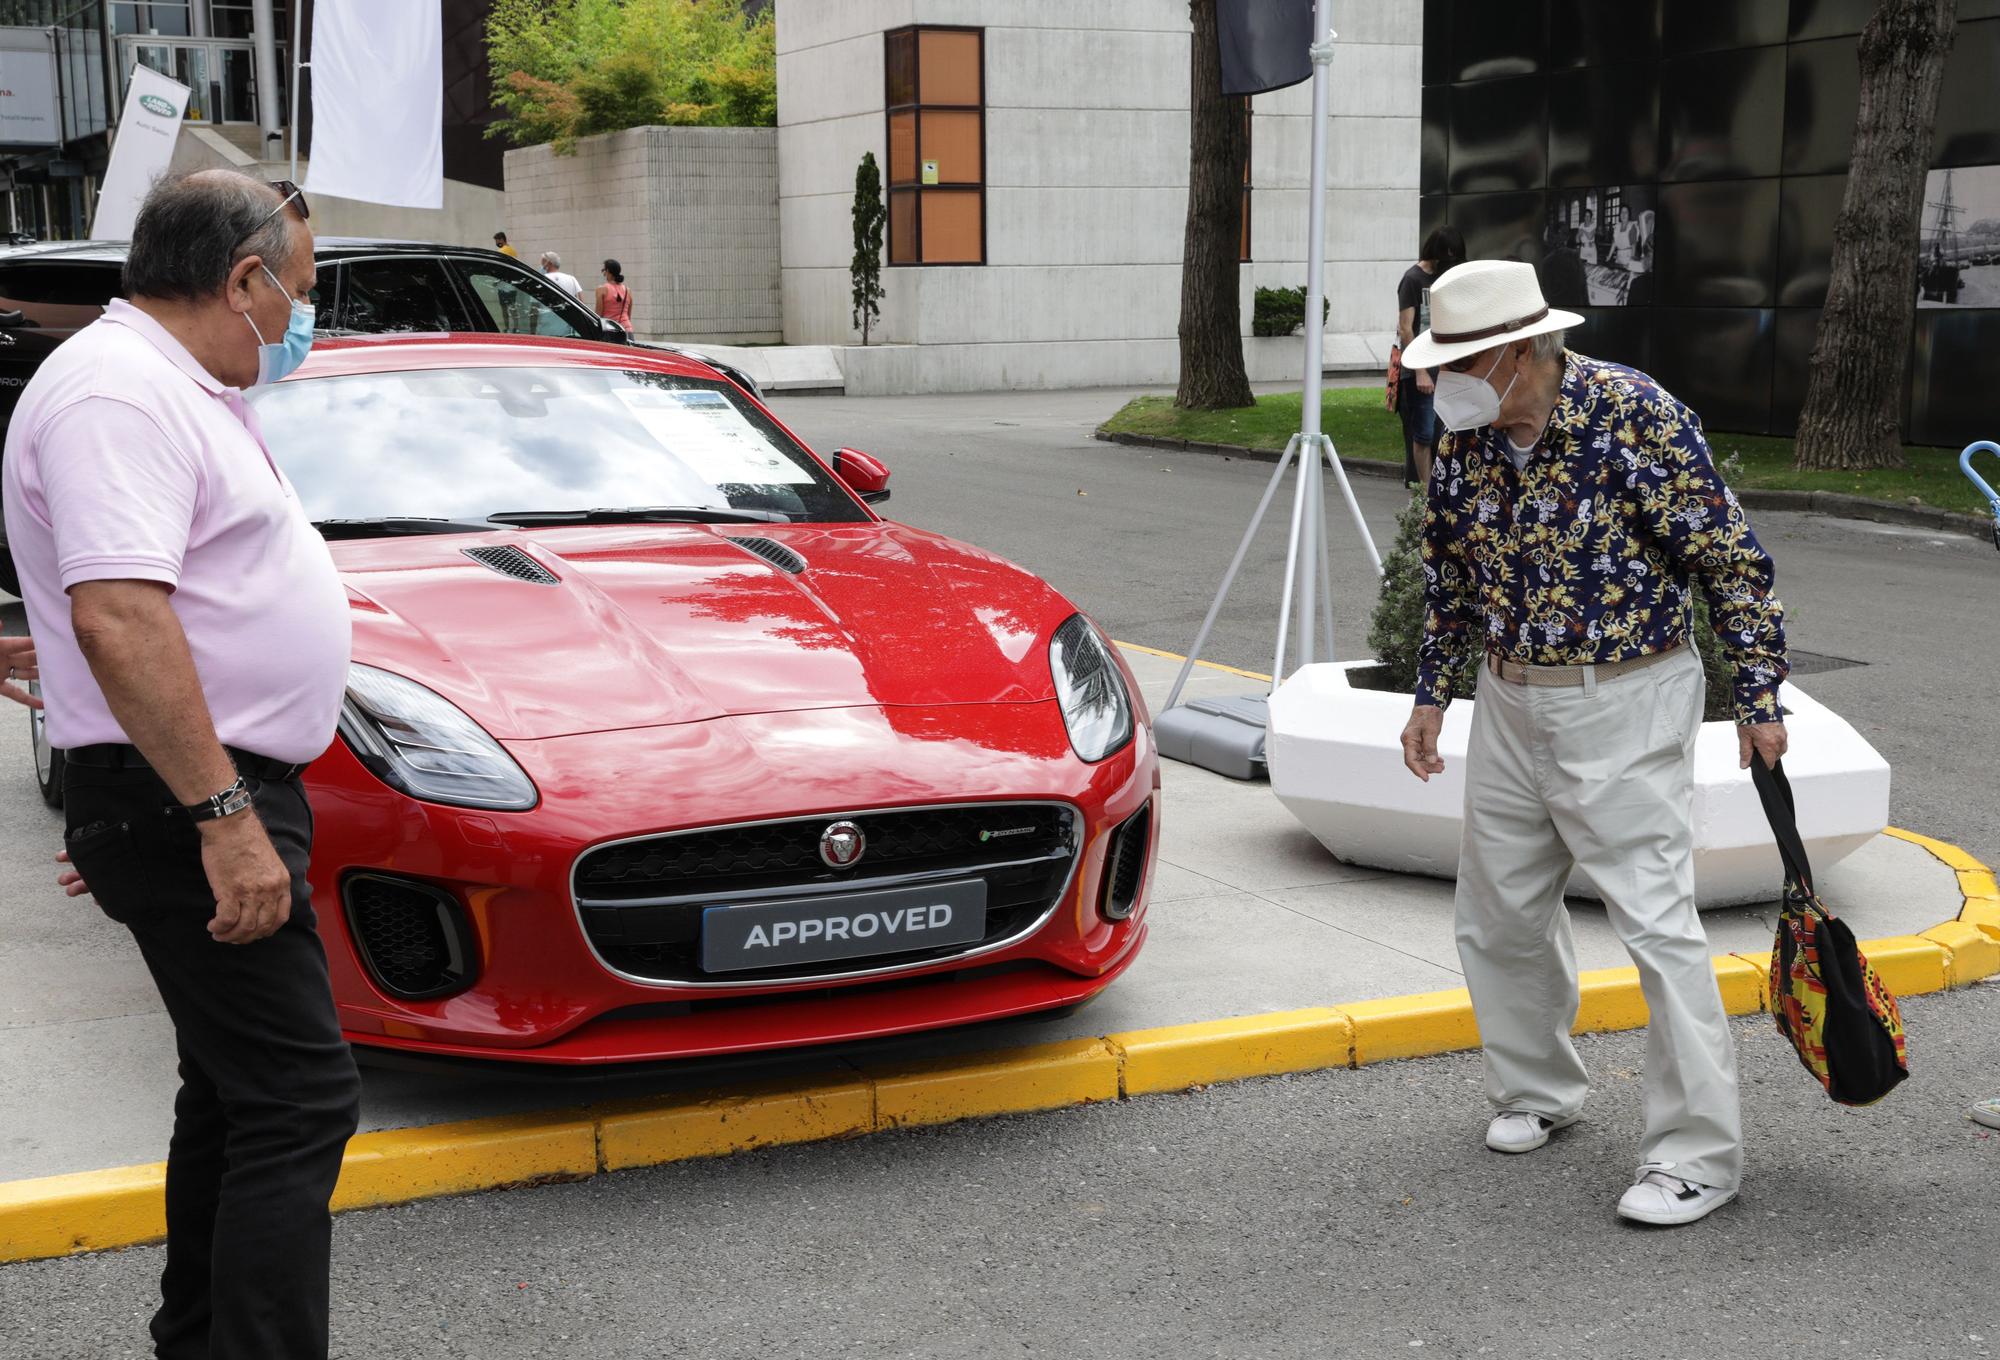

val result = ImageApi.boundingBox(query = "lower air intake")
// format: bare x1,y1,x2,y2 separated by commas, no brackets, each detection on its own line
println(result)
342,873,479,999
1099,802,1152,921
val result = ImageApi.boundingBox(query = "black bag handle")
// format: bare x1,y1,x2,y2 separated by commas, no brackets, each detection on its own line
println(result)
1750,757,1815,897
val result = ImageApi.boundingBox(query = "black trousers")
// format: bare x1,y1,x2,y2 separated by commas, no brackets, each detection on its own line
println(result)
62,762,361,1360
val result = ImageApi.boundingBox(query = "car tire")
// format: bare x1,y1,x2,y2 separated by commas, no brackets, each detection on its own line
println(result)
29,682,61,808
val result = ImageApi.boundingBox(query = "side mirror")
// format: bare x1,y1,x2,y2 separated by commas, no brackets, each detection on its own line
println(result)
601,317,630,343
830,447,892,506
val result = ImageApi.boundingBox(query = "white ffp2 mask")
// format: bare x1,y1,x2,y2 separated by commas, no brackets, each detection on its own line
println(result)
1433,350,1521,433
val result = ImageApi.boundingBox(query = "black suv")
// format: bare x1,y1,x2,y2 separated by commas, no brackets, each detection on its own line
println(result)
0,238,760,595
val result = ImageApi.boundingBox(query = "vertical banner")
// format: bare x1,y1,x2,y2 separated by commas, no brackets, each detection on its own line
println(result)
89,65,191,240
1217,0,1316,96
304,0,444,210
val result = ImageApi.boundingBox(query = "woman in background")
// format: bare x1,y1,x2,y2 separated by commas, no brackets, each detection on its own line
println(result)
596,259,633,332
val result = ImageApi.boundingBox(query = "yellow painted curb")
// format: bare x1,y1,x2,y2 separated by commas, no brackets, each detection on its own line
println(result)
869,1038,1121,1129
596,1078,874,1171
4,828,1991,1266
1113,1008,1352,1096
0,1162,165,1261
331,1112,598,1213
1112,640,1273,684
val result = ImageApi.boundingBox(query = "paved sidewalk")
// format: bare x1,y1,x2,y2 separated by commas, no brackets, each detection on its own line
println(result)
0,645,1962,1186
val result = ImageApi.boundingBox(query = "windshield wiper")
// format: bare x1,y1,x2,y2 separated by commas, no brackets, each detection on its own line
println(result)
486,505,791,527
314,517,493,540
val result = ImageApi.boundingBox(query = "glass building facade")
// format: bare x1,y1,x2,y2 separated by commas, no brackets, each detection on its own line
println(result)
1421,0,2000,445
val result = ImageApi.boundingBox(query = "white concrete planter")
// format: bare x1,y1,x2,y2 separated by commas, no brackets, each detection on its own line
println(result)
1265,660,1891,909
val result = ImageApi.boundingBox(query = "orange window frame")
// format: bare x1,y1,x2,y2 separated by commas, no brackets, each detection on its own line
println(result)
884,25,986,266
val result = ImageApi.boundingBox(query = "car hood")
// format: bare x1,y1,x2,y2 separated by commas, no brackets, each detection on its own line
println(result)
331,522,1076,740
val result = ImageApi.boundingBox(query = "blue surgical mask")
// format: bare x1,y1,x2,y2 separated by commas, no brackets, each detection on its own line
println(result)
244,264,315,386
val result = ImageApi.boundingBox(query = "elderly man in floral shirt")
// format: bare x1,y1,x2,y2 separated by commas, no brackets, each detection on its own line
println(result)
1399,260,1788,1228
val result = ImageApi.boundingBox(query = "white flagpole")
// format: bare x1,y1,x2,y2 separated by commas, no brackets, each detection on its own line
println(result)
290,0,303,181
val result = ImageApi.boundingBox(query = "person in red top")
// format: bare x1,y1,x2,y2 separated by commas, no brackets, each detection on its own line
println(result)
596,258,633,331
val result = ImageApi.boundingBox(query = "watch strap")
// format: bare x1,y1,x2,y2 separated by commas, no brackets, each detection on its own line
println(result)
173,775,254,823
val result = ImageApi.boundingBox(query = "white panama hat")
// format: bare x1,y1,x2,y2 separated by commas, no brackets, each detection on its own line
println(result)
1401,258,1584,370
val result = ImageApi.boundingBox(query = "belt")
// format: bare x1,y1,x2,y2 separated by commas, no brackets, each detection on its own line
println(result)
1484,644,1684,688
62,744,312,781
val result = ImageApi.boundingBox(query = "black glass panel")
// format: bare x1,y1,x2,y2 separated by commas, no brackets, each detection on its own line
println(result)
1649,308,1776,434
1659,179,1780,306
1448,77,1547,193
1777,174,1848,307
1566,306,1654,373
1783,37,1859,175
1770,308,1822,437
1449,190,1548,270
1789,0,1872,41
1424,0,1451,86
1910,308,2000,447
1661,0,1788,55
1449,0,1545,82
1420,194,1448,248
1422,86,1447,194
1936,19,2000,168
1660,47,1786,181
1967,0,2000,21
1543,185,1659,307
1548,65,1660,187
1548,0,1660,69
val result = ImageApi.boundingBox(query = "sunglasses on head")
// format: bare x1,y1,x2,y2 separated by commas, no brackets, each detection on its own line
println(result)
233,180,310,252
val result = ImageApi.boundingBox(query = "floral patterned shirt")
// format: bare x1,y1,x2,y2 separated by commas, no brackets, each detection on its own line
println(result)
1416,351,1788,725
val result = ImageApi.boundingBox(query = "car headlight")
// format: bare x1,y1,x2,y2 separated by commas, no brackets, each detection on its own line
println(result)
1049,614,1134,763
337,664,538,811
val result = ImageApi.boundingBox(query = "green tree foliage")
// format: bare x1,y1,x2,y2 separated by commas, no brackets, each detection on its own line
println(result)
487,0,777,152
1366,487,1736,723
851,153,887,345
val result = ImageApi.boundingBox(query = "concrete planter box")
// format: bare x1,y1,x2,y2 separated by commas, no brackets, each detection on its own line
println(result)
1265,660,1891,909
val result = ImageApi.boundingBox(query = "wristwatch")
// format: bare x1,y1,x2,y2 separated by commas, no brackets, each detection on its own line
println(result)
174,775,254,823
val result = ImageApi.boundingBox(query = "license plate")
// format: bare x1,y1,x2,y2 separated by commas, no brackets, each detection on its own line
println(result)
699,879,988,974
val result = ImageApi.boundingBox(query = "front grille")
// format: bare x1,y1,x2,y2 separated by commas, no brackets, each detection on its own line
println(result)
574,803,1080,984
463,544,560,585
1099,802,1152,921
342,873,479,999
723,535,807,574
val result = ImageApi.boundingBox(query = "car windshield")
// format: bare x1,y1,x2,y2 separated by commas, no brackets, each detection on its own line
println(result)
248,366,868,528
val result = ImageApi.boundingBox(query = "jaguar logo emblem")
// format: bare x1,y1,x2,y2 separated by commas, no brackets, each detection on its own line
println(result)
140,94,176,118
819,820,865,869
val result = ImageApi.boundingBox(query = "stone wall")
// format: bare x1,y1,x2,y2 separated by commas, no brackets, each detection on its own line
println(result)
776,0,1421,391
503,126,781,343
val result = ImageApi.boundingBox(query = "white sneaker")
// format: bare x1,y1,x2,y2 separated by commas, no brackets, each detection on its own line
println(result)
1484,1110,1579,1154
1616,1163,1736,1226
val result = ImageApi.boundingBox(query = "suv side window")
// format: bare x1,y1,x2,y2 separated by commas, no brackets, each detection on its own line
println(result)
0,261,123,336
335,257,476,334
452,259,601,340
311,262,338,321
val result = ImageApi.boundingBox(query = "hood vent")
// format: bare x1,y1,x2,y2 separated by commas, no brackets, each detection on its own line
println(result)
462,544,560,585
724,535,807,575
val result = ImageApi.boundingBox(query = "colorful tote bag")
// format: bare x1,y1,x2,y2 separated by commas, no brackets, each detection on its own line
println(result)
1752,759,1909,1106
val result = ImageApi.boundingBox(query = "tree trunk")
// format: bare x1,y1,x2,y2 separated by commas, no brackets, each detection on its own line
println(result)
1175,0,1255,411
1794,0,1957,470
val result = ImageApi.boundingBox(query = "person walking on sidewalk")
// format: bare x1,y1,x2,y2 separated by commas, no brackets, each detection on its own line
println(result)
597,258,634,331
1397,259,1789,1229
494,229,520,259
0,169,361,1357
540,250,583,300
1396,226,1465,490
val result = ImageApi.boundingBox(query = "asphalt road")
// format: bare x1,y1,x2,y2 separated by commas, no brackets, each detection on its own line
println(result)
4,985,1994,1360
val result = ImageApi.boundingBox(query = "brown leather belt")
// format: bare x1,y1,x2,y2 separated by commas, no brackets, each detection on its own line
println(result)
1485,645,1683,688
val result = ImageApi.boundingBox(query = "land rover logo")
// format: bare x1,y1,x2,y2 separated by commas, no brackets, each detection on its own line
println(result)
819,821,865,869
140,95,176,118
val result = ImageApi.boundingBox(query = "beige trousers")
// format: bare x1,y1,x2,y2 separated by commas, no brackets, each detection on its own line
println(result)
1454,645,1744,1191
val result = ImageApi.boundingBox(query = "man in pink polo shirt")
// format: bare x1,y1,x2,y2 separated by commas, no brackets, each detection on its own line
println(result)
1,170,358,1360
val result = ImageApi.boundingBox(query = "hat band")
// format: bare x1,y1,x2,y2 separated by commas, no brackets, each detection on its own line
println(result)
1431,306,1551,345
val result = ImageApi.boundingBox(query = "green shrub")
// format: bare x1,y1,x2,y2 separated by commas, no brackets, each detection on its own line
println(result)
1365,487,1741,723
1251,286,1331,338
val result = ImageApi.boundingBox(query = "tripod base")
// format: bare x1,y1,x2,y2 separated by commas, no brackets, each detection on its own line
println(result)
1154,694,1269,781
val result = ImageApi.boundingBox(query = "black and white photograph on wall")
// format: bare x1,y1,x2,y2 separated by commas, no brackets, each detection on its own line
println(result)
1918,165,2000,308
1541,186,1656,308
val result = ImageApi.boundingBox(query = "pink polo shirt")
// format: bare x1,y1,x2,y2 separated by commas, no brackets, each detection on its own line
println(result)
1,300,350,764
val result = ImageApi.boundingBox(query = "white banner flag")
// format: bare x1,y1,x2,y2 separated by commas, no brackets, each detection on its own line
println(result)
304,0,443,210
90,65,191,240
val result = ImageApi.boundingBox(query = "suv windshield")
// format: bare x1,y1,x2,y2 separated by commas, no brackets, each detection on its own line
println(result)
248,366,869,528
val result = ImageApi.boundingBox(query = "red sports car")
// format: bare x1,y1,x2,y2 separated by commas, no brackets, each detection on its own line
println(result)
45,335,1158,1064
